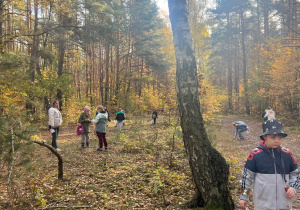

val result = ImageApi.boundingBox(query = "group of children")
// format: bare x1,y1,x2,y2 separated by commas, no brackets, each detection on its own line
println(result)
236,107,299,209
78,105,126,151
56,103,299,209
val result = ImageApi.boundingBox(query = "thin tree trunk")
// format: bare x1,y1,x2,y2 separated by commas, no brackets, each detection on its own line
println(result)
263,0,269,39
57,36,65,109
105,45,110,106
0,0,4,54
116,29,120,96
240,8,250,115
99,43,104,104
168,1,234,209
139,58,143,97
234,37,240,111
227,12,233,113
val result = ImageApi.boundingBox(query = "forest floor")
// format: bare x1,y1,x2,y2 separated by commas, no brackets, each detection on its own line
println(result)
0,115,299,209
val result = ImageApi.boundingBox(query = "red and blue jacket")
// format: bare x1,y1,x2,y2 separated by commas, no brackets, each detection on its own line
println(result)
240,141,299,210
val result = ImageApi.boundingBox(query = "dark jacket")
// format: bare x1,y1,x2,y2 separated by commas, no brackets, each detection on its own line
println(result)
115,111,125,121
152,111,158,119
240,141,299,209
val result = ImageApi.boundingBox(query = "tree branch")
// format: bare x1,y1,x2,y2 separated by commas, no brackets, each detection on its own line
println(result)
31,139,63,180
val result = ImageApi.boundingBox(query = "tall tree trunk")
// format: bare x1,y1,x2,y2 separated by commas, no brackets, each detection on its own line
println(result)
227,12,233,114
0,0,4,54
105,44,109,106
115,29,120,96
263,0,269,39
91,41,95,105
30,0,41,81
168,1,234,209
291,0,297,38
256,0,261,44
240,8,250,115
85,46,89,98
77,45,81,99
99,43,104,104
139,58,143,97
234,37,240,110
110,45,114,101
57,34,65,109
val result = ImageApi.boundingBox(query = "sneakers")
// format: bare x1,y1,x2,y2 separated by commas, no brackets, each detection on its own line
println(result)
105,147,108,151
56,148,61,151
95,148,103,152
86,142,90,148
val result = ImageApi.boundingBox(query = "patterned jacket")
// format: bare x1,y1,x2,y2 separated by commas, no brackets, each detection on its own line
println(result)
240,141,299,210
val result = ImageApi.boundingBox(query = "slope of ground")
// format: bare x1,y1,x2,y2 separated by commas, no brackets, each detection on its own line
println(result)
0,115,299,209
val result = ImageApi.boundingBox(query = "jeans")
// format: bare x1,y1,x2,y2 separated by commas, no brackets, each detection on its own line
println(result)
50,126,60,149
117,120,123,130
81,133,89,144
96,132,107,149
153,118,156,124
237,127,247,139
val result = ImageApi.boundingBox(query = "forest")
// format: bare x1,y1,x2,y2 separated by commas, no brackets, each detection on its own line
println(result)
0,0,299,209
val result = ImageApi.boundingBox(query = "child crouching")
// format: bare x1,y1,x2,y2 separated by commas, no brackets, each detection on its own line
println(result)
239,120,299,210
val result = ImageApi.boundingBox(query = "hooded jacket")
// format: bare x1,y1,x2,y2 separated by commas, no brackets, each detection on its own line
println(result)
92,111,108,133
240,141,299,210
48,107,63,128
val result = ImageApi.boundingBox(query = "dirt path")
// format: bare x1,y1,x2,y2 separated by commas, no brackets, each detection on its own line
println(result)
221,115,300,209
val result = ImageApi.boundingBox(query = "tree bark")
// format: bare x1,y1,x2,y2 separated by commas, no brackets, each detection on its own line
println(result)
168,0,234,209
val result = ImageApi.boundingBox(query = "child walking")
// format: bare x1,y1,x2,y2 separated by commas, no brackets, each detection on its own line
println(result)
115,108,125,131
78,105,91,148
239,119,299,210
92,105,108,151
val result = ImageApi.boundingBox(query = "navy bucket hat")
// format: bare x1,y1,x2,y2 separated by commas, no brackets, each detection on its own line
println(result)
260,120,288,140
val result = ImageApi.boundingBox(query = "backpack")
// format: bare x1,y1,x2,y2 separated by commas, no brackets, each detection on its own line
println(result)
77,124,84,135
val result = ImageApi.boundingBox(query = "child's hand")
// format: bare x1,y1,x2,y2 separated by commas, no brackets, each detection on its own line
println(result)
286,187,295,198
239,200,248,209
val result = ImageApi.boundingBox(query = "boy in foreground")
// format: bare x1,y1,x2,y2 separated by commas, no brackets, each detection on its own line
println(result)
239,120,299,210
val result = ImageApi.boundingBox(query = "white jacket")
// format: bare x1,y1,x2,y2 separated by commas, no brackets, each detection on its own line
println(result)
48,107,63,128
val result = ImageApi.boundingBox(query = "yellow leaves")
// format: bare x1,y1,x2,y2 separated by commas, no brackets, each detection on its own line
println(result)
268,45,300,105
31,135,41,141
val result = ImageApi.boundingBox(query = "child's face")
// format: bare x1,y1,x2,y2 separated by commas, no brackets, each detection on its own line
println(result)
264,134,283,148
84,110,90,114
